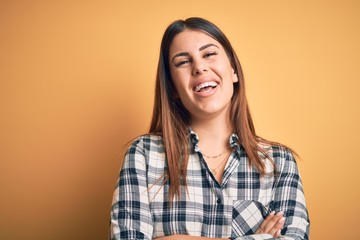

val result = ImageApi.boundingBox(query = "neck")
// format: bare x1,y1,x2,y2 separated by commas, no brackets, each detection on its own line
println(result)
191,113,233,156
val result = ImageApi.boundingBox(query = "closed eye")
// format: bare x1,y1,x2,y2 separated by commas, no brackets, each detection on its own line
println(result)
174,59,192,67
204,51,218,58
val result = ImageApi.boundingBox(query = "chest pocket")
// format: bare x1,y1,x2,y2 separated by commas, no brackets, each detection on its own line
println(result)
231,200,270,237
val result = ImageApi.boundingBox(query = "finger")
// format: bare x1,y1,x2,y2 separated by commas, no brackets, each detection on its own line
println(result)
274,229,281,238
256,211,275,233
265,212,284,234
262,211,284,233
261,211,275,229
268,217,285,236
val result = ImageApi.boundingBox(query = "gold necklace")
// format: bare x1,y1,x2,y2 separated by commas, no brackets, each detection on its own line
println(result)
208,151,231,175
202,147,230,159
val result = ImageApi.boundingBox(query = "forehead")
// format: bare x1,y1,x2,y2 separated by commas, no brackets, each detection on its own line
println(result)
169,29,222,54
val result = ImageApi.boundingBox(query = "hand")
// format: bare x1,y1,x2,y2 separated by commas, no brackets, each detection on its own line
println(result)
255,211,285,237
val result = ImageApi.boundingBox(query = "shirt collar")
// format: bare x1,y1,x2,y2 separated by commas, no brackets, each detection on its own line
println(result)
188,129,200,153
188,128,240,152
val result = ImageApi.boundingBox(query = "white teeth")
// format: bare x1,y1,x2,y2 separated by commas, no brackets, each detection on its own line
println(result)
194,81,217,92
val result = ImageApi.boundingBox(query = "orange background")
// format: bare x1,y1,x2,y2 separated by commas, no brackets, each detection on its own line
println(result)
1,1,359,239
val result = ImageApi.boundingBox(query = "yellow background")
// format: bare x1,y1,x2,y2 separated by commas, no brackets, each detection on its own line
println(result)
1,0,359,239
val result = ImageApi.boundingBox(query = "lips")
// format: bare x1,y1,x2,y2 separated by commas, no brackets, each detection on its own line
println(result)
193,81,218,92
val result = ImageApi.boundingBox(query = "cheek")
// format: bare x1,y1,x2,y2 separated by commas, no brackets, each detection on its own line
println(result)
171,74,182,91
171,78,192,106
172,80,188,102
171,71,189,93
170,70,180,91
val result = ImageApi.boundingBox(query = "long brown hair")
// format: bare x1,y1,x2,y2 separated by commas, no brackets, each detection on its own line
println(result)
149,17,294,201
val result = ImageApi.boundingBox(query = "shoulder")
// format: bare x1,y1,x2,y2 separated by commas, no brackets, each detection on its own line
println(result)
259,143,298,173
127,134,165,154
259,142,294,160
123,134,165,169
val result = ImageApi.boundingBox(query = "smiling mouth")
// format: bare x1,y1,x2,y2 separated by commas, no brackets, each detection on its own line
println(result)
193,81,218,92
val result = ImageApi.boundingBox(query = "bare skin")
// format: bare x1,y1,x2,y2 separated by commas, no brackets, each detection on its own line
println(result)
255,211,285,237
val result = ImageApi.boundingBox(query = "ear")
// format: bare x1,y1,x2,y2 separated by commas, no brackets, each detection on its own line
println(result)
232,70,239,83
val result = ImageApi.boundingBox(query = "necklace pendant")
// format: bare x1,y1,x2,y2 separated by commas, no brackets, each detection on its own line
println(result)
211,169,216,175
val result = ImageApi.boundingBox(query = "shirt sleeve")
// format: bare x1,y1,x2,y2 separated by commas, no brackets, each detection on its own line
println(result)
232,233,274,239
109,138,153,240
233,148,310,240
269,148,310,240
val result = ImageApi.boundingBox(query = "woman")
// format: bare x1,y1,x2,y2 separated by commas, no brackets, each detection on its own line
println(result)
110,17,310,240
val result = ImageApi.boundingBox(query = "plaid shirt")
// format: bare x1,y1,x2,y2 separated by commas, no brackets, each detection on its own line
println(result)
110,130,310,240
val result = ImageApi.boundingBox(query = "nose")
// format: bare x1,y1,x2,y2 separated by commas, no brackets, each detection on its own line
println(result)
192,59,208,76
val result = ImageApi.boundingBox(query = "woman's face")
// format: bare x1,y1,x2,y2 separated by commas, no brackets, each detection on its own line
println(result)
169,29,238,122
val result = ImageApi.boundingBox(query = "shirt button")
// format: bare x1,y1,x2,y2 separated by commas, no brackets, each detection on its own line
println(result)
217,198,222,204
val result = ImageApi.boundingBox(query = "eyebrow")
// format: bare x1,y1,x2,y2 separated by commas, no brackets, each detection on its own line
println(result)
171,43,219,63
